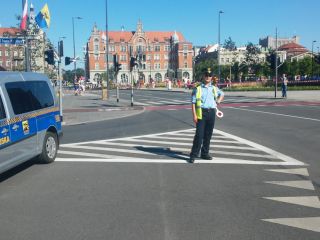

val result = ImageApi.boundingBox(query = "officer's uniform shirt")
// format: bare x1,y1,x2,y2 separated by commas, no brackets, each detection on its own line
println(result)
191,83,224,109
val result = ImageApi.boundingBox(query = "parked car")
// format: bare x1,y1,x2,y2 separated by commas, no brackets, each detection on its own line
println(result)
0,72,62,174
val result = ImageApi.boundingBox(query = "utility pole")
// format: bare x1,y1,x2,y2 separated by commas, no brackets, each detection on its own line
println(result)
312,40,317,79
275,28,278,98
218,10,224,82
102,0,109,100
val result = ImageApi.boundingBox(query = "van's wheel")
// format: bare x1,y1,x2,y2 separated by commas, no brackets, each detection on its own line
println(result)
38,132,58,164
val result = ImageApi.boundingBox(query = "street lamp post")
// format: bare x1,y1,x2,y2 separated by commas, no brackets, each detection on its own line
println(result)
312,40,316,79
58,36,66,121
218,10,224,83
72,16,82,88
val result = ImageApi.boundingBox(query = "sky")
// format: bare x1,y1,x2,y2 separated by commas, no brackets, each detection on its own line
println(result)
0,0,319,69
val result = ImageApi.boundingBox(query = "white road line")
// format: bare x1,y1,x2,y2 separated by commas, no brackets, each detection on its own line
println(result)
228,107,320,122
262,217,320,233
59,128,306,165
140,135,238,143
264,180,315,190
116,139,257,150
55,157,304,165
61,143,276,159
263,196,320,209
214,129,305,165
264,168,309,176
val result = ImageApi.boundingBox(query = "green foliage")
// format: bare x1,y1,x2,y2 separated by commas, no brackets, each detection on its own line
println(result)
223,37,237,51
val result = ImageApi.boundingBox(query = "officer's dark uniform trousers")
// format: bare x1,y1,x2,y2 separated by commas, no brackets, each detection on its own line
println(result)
190,108,216,157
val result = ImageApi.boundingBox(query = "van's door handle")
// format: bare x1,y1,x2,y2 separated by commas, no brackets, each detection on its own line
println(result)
1,128,9,134
12,124,19,131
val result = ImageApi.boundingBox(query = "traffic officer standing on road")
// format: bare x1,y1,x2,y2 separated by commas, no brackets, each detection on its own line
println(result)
189,68,224,163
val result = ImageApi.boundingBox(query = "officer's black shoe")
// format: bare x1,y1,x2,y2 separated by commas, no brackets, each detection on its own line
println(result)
188,155,195,163
201,155,213,160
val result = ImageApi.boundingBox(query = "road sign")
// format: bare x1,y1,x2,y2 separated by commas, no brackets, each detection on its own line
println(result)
0,38,25,45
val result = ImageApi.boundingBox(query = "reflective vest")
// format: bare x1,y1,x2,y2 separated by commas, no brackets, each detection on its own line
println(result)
195,85,218,120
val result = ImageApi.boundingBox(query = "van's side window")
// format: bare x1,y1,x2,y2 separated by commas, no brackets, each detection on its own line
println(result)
5,81,54,115
0,95,6,120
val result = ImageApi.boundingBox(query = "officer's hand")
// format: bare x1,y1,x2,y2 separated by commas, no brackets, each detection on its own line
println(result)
193,116,198,124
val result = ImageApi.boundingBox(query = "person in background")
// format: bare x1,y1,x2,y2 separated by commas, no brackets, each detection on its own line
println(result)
189,68,224,163
281,73,288,98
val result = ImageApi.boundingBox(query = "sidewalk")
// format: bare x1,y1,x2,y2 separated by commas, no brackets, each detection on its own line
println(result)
139,87,320,102
61,92,144,126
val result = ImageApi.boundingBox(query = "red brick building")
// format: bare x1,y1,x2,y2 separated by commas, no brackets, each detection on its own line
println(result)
0,28,25,71
85,20,193,85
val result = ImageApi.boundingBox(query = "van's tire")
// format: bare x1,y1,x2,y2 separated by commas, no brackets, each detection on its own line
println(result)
38,132,58,164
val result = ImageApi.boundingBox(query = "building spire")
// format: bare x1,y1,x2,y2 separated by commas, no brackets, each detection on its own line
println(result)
137,19,143,33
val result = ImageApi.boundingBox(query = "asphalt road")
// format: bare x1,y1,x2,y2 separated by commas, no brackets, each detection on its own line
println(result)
0,90,319,240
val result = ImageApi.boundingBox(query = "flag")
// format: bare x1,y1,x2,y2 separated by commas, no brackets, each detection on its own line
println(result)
20,0,28,30
35,3,50,29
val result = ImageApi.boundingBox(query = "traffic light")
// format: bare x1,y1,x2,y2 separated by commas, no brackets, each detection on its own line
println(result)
44,49,55,65
58,40,64,57
116,63,122,73
65,57,72,65
113,54,122,74
130,57,138,72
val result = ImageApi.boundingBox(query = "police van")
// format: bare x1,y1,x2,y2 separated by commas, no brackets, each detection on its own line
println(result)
0,72,62,174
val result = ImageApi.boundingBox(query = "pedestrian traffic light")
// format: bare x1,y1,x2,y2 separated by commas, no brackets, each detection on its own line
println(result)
65,57,72,65
130,57,138,72
44,49,55,65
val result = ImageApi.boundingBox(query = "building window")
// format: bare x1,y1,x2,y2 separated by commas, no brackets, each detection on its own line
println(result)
6,61,10,67
164,54,168,60
183,45,188,51
155,45,161,52
109,45,115,52
226,58,229,63
5,50,9,57
148,45,153,51
184,62,188,68
120,55,127,61
121,45,126,52
147,54,151,60
154,63,161,69
95,63,99,70
221,58,224,63
183,53,187,59
14,51,18,57
0,50,2,56
154,54,160,61
164,45,170,51
94,45,99,52
20,50,23,56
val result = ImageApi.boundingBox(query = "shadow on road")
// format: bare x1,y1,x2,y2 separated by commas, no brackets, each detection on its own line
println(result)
134,146,189,161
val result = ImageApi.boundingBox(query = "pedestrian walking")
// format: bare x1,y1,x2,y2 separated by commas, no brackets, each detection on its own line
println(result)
189,68,224,163
281,73,288,98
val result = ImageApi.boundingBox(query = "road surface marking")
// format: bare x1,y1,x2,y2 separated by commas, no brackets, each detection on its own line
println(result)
262,217,320,233
263,196,320,209
227,107,320,122
264,168,309,176
58,128,305,165
264,180,315,190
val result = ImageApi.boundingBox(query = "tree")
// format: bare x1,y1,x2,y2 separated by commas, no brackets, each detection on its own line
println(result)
245,42,261,66
223,37,237,51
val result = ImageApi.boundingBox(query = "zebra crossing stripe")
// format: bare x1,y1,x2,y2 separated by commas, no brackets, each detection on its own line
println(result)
65,142,276,159
58,128,305,165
